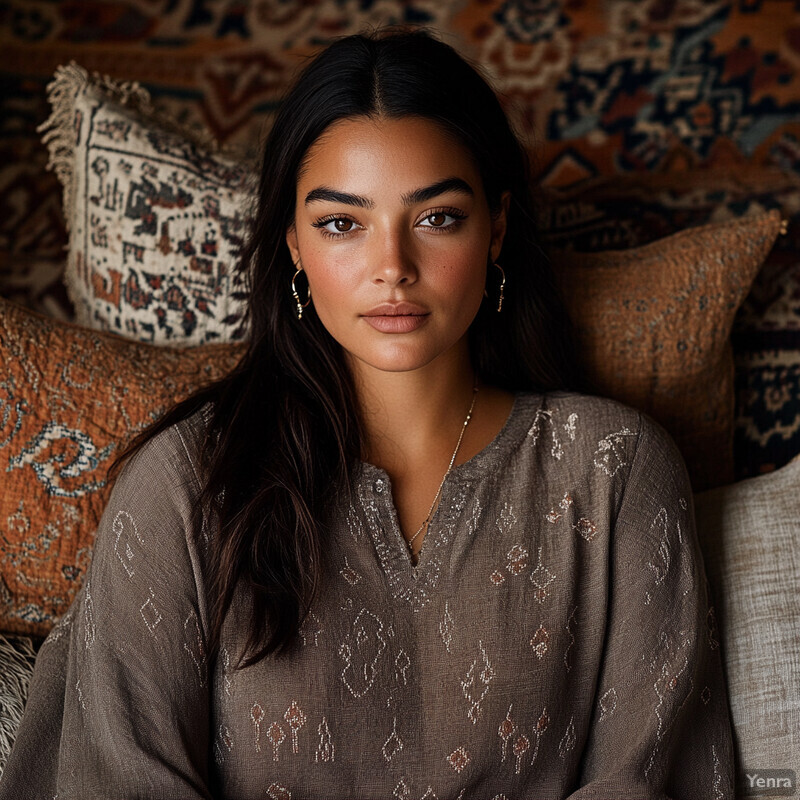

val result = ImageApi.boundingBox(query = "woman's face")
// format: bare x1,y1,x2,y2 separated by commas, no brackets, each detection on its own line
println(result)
286,115,508,376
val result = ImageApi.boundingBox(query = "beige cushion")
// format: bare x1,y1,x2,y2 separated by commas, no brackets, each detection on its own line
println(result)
694,458,800,789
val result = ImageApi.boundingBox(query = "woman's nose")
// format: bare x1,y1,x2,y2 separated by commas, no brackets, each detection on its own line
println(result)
370,230,418,287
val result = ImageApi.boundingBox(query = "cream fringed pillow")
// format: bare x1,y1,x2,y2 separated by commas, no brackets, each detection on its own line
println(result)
38,63,254,345
556,209,783,492
694,457,800,793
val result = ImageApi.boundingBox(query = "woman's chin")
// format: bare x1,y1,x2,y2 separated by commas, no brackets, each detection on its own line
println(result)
342,337,471,377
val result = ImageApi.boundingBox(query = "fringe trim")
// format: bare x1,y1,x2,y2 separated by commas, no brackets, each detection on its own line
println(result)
37,62,154,232
0,633,36,776
37,61,234,233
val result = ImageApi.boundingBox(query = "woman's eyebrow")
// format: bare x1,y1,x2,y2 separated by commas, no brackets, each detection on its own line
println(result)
304,188,374,209
304,177,474,209
401,177,474,205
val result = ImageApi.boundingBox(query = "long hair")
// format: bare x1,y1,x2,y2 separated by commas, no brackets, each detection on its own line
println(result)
111,28,584,668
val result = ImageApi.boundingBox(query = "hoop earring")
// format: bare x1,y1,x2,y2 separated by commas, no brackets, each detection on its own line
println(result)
493,262,505,312
291,268,312,319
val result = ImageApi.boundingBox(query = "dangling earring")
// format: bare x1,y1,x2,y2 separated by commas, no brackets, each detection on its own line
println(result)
493,262,505,312
291,268,312,319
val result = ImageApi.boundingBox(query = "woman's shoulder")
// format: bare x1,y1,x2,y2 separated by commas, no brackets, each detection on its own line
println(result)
515,389,645,439
86,405,215,600
512,389,684,481
115,402,213,500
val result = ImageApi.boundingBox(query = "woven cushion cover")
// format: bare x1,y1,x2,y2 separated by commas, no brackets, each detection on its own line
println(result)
539,169,800,483
0,297,244,638
38,64,252,345
556,209,782,492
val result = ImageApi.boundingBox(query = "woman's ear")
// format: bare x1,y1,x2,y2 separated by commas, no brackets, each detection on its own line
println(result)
286,225,300,266
490,190,511,263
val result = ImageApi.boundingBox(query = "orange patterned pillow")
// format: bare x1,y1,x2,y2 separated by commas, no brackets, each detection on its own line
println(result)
0,298,244,638
556,209,783,492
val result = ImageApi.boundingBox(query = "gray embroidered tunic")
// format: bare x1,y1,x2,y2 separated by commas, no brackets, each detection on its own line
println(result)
0,391,735,799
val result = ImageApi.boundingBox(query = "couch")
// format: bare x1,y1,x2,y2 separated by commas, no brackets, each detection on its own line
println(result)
0,1,798,796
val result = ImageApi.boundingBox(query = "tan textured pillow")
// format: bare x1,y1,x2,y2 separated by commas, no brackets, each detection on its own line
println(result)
0,297,244,638
694,457,800,794
556,209,783,491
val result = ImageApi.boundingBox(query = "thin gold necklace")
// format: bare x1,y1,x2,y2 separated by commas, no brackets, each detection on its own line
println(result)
406,380,479,553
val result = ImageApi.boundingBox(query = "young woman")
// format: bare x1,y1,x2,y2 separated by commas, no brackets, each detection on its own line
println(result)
0,29,734,799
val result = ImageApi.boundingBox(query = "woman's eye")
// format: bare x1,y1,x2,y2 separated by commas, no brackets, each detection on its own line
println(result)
312,216,358,237
418,210,466,230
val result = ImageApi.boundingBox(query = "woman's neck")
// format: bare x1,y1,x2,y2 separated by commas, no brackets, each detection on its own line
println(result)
347,340,516,560
349,343,477,475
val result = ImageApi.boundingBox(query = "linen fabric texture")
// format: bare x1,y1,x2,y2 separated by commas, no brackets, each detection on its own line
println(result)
0,296,245,638
694,457,800,788
0,392,734,798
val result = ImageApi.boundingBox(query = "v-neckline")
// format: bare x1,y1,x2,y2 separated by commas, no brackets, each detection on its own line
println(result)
354,392,541,603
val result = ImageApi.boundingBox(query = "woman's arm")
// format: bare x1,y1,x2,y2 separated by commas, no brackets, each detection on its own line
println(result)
569,415,735,799
0,418,214,799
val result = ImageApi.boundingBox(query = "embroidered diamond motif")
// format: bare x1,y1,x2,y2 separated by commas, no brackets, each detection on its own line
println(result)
267,722,286,762
284,701,306,754
513,733,530,774
537,709,550,733
564,412,578,440
140,587,162,634
530,547,555,602
498,704,516,763
496,502,517,534
447,746,471,773
251,702,264,752
598,687,618,721
315,716,335,763
530,624,549,659
266,783,291,800
574,517,597,541
462,640,494,724
395,650,411,684
382,718,403,762
506,544,529,575
340,557,362,586
594,427,636,476
440,602,454,653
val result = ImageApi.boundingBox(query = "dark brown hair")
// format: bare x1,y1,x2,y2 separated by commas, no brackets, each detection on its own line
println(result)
111,28,583,669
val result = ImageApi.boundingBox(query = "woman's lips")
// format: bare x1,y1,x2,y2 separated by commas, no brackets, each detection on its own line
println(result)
362,314,429,333
361,302,430,333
